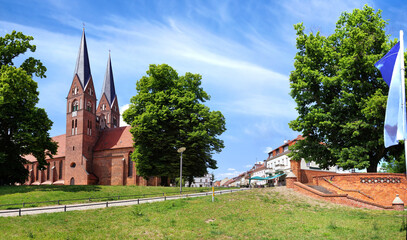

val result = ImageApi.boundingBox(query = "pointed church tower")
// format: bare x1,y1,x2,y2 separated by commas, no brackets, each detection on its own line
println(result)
65,29,99,185
97,52,120,129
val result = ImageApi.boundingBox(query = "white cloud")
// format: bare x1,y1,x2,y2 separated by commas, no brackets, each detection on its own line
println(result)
119,104,130,127
216,171,242,180
227,168,236,171
244,164,252,168
264,147,273,154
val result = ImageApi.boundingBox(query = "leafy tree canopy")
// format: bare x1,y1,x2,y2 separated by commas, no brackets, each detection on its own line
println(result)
0,31,57,185
288,5,405,172
123,64,226,184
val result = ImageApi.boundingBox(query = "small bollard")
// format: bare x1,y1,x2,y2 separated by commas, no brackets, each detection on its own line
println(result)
64,205,66,212
137,199,139,204
106,202,108,208
19,208,21,217
58,200,60,205
22,202,25,207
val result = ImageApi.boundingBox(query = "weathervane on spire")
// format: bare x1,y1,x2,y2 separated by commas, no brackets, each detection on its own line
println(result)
83,22,85,31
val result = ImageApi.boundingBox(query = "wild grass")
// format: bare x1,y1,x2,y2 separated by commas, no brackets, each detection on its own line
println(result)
0,185,216,209
0,187,404,239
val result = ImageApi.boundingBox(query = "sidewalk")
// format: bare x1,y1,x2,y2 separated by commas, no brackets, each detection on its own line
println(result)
0,188,249,217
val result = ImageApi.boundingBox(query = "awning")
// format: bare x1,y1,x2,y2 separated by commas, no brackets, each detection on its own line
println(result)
267,173,286,180
249,173,286,181
249,176,268,180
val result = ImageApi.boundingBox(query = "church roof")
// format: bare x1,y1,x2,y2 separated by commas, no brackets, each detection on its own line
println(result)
74,30,92,88
101,53,117,106
24,134,66,162
94,126,133,151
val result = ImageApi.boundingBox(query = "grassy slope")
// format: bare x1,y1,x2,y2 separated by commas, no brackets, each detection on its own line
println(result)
0,187,405,240
0,185,213,209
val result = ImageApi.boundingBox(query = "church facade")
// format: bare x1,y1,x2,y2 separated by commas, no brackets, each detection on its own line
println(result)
24,30,161,186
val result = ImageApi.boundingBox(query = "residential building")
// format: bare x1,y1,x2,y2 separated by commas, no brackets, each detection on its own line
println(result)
185,174,212,187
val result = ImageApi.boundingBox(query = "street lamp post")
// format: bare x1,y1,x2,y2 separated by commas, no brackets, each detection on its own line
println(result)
177,147,186,194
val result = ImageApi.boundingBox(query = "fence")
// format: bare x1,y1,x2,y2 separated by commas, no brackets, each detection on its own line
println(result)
0,188,249,217
0,188,230,209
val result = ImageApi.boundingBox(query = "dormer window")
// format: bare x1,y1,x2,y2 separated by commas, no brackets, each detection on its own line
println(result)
72,100,79,112
102,104,106,111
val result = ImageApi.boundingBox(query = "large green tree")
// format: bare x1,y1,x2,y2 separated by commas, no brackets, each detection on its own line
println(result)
123,64,226,185
0,31,57,185
289,5,405,172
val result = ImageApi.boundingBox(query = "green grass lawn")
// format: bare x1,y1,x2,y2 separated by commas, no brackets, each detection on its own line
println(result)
0,185,216,209
0,187,405,239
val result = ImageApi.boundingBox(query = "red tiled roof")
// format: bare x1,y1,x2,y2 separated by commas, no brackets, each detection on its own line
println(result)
24,134,66,163
93,126,133,151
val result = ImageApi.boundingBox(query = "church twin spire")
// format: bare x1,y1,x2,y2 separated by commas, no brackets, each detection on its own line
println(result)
74,30,92,88
101,53,117,107
72,29,119,129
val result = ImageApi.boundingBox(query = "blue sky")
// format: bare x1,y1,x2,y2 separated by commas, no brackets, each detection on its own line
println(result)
1,0,406,180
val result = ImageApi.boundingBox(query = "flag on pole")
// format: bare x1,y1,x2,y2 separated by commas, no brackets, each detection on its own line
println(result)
375,41,405,148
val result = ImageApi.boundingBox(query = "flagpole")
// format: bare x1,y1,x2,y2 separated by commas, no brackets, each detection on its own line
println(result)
401,30,407,177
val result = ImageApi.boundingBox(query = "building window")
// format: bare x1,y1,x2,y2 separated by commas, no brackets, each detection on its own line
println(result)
89,88,92,95
71,120,74,135
72,100,79,112
86,101,92,112
59,161,63,180
102,104,106,111
128,152,133,177
75,119,78,135
36,165,39,181
284,146,289,152
113,116,117,128
72,86,78,95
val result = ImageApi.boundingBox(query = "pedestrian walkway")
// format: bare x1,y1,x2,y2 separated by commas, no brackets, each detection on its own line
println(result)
0,188,249,217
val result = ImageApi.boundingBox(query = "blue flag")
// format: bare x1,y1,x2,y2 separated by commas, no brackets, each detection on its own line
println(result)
375,42,405,148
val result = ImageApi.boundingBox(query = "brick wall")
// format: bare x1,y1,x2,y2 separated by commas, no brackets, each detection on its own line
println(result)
300,169,340,184
293,182,392,210
313,173,406,206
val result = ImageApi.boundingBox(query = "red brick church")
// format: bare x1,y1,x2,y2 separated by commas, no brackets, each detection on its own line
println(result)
24,30,161,186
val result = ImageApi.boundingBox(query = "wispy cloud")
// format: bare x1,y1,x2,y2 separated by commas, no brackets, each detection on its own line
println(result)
264,147,273,154
227,168,236,171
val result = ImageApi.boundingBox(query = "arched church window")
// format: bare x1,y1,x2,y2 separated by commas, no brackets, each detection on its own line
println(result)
72,86,78,95
59,161,63,180
128,152,133,177
71,120,74,135
72,100,79,112
75,119,77,135
113,116,117,128
86,101,92,112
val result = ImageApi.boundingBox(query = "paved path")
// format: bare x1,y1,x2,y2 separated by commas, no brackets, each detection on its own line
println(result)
0,188,249,217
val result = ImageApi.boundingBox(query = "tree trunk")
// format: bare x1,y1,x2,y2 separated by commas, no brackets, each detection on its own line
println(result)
366,163,378,172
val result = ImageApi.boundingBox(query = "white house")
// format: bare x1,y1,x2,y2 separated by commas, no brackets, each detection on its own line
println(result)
185,174,212,187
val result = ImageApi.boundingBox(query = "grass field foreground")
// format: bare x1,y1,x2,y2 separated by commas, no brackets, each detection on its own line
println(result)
0,187,405,239
0,185,215,209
